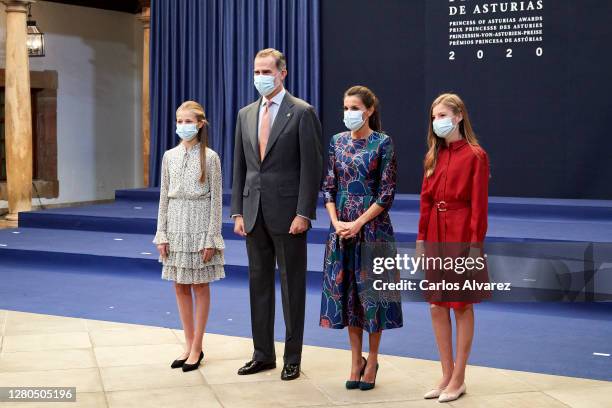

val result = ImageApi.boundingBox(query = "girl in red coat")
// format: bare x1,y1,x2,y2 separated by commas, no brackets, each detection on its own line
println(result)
417,93,490,403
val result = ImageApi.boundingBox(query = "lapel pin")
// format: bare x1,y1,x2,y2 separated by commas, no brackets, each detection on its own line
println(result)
287,113,292,117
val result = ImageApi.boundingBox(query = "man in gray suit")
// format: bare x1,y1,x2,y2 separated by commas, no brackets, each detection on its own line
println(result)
231,48,323,381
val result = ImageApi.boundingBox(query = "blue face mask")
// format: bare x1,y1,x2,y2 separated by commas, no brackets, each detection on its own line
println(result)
432,117,456,138
344,110,365,131
176,123,199,141
254,74,277,97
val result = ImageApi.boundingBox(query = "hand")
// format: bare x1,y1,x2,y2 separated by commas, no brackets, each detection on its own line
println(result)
201,248,216,263
338,219,364,239
332,220,349,235
157,243,169,259
289,216,309,234
233,216,247,237
415,240,425,258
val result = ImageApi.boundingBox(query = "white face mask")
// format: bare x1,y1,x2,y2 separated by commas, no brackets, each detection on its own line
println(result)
176,123,199,141
343,110,366,131
254,73,278,97
432,117,456,138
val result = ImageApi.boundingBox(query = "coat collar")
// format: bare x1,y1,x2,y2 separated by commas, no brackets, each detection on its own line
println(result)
247,91,295,164
264,92,295,157
442,137,468,151
261,87,286,108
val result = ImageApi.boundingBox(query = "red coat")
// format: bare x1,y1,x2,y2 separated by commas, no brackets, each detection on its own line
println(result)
418,138,489,243
417,138,490,308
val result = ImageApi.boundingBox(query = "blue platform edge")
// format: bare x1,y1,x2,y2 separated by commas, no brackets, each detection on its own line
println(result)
115,187,612,221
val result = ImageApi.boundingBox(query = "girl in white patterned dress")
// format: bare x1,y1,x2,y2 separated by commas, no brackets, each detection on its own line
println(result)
153,100,225,372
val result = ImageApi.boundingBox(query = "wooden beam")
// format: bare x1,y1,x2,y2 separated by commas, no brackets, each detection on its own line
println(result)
138,6,150,187
2,0,35,221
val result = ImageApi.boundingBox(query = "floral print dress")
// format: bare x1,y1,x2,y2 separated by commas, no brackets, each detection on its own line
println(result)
153,143,225,284
319,131,403,332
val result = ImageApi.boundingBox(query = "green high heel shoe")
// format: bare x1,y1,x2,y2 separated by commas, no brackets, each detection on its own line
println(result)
345,356,367,389
359,359,379,391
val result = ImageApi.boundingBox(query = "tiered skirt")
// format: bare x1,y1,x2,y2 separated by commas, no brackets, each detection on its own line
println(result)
153,197,225,284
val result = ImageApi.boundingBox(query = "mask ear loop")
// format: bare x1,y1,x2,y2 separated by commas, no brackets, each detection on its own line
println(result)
456,110,464,135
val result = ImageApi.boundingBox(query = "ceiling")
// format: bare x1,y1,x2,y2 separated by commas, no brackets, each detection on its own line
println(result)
42,0,147,14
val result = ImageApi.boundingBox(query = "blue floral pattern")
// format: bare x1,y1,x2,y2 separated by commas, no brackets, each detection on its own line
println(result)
319,131,403,332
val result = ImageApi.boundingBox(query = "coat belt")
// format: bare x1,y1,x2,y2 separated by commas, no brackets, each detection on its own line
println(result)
434,200,470,212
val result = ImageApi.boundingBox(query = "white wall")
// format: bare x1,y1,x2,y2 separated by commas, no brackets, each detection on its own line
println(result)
0,0,144,208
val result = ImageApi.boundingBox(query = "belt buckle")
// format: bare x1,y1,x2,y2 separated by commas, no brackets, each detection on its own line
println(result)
436,201,447,211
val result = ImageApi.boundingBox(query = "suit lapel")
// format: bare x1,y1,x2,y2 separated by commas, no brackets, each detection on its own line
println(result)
247,97,262,165
263,92,295,160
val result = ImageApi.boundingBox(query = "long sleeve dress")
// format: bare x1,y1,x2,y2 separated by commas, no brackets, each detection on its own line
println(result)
152,143,225,284
319,131,403,333
417,138,490,307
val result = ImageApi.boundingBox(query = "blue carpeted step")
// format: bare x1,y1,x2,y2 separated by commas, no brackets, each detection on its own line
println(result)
18,200,159,235
115,188,612,221
115,187,235,208
0,227,327,272
115,190,342,212
114,187,161,201
18,200,420,243
6,227,612,300
17,200,612,242
114,188,417,210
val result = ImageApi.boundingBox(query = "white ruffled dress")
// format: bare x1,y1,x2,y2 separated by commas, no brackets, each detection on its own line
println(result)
152,143,225,284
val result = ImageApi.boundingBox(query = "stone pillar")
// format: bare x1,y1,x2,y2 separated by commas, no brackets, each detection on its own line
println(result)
2,0,35,221
138,3,150,186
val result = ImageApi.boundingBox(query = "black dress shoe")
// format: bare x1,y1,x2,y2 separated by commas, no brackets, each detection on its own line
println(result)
170,355,188,369
237,359,276,375
182,351,204,372
281,363,300,381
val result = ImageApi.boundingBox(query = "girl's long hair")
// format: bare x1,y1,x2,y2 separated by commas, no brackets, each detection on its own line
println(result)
424,93,481,177
176,100,208,183
344,85,382,132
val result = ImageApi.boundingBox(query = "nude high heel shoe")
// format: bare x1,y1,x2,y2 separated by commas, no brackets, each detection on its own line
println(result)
438,383,466,403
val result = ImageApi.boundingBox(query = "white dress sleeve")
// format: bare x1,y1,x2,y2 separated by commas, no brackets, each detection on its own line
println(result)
153,153,170,244
199,152,225,251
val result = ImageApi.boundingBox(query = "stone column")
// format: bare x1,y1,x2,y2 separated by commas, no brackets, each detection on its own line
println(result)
138,2,150,186
2,0,35,221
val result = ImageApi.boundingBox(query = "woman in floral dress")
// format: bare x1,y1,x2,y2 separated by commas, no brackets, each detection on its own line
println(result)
319,86,402,391
153,100,225,372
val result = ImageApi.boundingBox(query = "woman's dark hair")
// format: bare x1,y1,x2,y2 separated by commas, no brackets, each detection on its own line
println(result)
344,85,382,131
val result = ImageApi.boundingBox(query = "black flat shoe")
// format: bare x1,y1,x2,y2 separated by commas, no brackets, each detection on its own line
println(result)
359,359,379,391
281,363,300,381
237,359,277,375
181,351,204,372
170,354,189,369
345,356,367,389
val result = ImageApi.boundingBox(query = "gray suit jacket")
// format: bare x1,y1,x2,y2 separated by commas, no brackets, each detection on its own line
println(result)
230,91,323,234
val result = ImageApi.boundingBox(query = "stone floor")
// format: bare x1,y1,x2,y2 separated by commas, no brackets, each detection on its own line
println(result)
0,309,609,407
